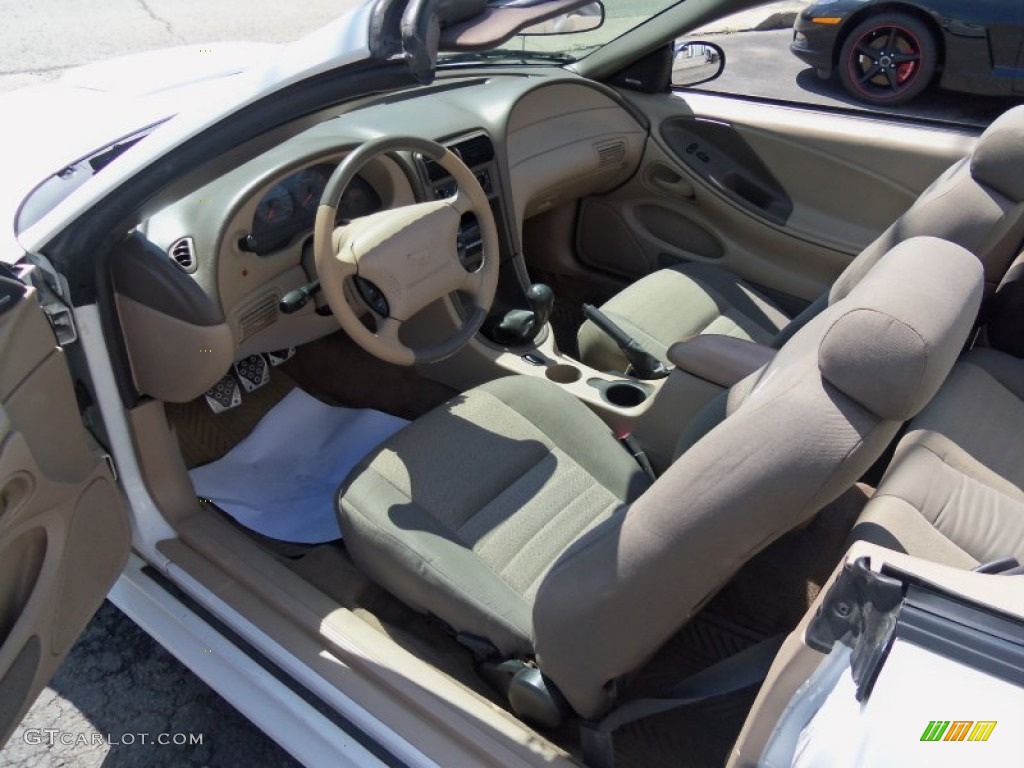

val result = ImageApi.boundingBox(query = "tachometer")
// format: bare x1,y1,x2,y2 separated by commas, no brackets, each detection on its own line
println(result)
254,184,294,228
338,176,383,224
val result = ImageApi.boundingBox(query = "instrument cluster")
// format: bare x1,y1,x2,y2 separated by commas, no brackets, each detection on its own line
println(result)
248,163,381,255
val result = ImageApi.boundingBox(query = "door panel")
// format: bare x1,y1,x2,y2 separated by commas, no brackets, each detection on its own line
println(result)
0,272,131,745
577,90,976,303
661,116,793,226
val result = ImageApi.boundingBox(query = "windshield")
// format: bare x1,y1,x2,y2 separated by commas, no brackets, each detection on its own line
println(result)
439,0,684,66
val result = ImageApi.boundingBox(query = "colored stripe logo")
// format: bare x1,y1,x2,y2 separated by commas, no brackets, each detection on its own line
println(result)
920,720,997,742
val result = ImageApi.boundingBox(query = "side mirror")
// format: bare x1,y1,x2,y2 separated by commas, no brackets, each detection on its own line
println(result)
671,41,725,88
519,1,604,36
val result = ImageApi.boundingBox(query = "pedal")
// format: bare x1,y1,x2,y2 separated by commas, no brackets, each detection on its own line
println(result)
266,347,295,366
204,374,242,413
233,354,270,393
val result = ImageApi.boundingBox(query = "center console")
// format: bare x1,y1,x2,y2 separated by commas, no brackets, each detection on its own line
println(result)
413,135,777,468
421,320,746,471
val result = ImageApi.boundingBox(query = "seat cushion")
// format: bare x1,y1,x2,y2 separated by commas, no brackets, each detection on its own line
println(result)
337,375,650,656
850,349,1024,566
577,262,792,373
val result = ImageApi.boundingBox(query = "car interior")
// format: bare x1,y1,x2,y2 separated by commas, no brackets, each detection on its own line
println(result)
6,23,1024,766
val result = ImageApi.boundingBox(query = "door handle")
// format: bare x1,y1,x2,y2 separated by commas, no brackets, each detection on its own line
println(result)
647,166,696,200
0,474,33,523
708,172,788,225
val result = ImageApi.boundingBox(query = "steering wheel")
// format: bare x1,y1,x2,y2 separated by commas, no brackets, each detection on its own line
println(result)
314,136,500,365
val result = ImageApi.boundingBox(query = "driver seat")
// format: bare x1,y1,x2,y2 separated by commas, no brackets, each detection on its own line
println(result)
337,237,982,720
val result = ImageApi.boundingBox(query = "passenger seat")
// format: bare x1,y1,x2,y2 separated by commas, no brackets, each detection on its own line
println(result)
578,106,1024,373
850,346,1024,567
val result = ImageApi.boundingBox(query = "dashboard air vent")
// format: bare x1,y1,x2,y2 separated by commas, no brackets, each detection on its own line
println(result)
452,134,495,167
168,237,196,272
595,139,627,168
238,294,278,341
424,134,495,181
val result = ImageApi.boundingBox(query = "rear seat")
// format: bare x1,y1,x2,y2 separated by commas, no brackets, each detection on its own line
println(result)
850,346,1024,568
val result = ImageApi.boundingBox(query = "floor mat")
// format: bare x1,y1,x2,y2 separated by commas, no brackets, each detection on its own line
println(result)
615,687,759,768
167,368,296,469
280,331,456,421
189,389,407,544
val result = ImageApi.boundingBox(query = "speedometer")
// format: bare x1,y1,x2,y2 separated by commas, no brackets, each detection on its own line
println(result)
254,184,294,228
292,168,328,212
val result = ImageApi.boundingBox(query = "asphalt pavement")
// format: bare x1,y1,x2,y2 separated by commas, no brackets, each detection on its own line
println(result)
1,602,299,768
0,0,355,93
692,28,1018,127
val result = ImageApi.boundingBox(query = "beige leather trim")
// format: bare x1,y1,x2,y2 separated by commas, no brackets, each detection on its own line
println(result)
667,335,776,388
507,83,645,225
127,401,200,526
0,284,130,744
115,294,234,403
582,89,973,302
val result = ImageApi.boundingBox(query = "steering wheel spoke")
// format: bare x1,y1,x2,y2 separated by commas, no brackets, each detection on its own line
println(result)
375,315,404,346
448,187,477,218
460,264,487,295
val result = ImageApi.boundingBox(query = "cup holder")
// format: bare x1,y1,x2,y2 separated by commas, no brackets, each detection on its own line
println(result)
545,364,582,384
604,382,648,408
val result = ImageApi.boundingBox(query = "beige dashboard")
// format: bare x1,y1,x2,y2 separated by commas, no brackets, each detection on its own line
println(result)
124,74,646,402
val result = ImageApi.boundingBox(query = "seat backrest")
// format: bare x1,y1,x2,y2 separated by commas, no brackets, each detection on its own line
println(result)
833,106,1024,299
773,106,1024,349
532,236,983,719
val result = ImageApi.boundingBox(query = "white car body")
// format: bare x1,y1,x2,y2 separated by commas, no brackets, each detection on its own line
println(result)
2,3,373,261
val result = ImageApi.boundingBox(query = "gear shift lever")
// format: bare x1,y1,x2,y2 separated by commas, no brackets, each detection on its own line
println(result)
490,283,555,346
526,283,554,329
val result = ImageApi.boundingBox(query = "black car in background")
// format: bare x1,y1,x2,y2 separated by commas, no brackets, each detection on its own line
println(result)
791,0,1024,105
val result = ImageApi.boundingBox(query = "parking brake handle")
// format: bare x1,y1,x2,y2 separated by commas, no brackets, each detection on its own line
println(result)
582,304,670,380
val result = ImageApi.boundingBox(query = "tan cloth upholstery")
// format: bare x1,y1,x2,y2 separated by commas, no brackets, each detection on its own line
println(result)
338,237,982,719
578,105,1024,372
850,348,1024,567
536,237,982,717
338,375,650,656
577,261,789,373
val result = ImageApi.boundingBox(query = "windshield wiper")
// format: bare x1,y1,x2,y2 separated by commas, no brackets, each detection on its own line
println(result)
438,49,574,67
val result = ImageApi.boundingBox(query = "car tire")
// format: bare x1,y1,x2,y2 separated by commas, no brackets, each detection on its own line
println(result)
838,13,937,106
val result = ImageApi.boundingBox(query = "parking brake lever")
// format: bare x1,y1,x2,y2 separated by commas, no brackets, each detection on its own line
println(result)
582,304,670,380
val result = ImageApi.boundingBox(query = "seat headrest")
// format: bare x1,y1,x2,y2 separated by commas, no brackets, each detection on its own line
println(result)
971,106,1024,202
817,236,983,421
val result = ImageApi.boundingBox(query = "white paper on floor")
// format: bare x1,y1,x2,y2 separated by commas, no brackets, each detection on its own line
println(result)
189,388,408,544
